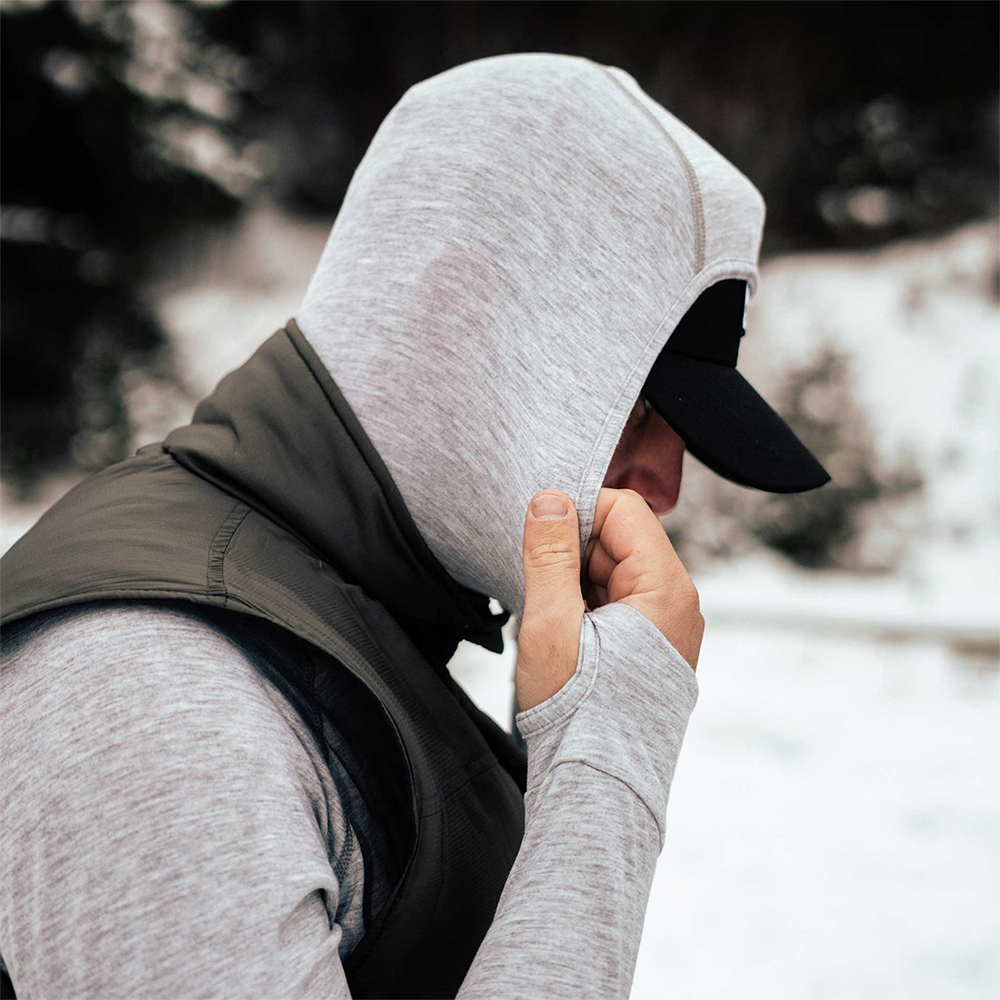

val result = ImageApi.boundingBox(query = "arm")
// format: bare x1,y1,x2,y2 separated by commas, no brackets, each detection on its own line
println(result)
1,600,694,1000
0,602,360,1000
458,602,699,997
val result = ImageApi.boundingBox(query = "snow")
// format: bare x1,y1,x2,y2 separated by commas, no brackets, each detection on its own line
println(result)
632,618,998,1000
3,207,998,998
450,564,999,1000
742,219,1000,558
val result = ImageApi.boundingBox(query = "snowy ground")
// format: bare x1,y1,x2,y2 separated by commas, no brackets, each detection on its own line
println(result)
3,207,997,998
449,556,999,1000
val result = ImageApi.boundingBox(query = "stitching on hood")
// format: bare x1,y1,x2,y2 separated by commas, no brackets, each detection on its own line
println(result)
591,63,706,273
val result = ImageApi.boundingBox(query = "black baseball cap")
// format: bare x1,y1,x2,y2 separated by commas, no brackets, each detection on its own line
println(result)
642,279,832,493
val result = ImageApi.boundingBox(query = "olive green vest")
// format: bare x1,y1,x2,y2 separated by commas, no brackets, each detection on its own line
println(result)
0,320,527,999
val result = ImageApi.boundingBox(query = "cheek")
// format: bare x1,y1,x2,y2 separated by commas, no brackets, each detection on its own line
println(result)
604,402,649,486
609,410,639,467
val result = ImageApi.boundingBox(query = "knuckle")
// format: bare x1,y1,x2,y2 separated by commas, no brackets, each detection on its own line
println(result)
526,535,576,569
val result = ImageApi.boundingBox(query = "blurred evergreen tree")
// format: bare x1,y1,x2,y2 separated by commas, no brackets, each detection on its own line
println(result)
1,0,251,496
193,0,998,246
2,0,997,502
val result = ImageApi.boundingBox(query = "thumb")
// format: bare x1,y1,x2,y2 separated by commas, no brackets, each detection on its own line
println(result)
522,490,583,610
517,490,586,712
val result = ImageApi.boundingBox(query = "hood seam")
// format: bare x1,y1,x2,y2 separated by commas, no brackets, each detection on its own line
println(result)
590,61,706,272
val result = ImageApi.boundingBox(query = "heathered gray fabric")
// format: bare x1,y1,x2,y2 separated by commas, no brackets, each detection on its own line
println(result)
462,602,698,998
2,51,764,998
0,601,368,999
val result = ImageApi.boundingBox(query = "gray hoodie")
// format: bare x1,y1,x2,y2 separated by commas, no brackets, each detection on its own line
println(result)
298,52,764,623
0,52,764,998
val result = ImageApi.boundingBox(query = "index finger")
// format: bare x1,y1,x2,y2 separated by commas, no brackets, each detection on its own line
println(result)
583,487,658,576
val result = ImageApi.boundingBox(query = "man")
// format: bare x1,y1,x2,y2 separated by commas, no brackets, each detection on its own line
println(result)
0,53,829,998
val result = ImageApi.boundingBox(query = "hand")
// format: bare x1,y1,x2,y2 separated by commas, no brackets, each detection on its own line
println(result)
515,488,704,714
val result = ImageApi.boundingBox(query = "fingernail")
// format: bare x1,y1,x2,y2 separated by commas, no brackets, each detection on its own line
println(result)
531,494,569,519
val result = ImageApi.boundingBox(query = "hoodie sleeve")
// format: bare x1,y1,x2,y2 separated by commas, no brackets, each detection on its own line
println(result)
457,601,699,998
0,602,368,1000
1,599,695,1000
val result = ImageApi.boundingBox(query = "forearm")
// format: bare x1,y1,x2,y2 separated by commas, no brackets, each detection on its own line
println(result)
458,760,661,997
459,602,699,998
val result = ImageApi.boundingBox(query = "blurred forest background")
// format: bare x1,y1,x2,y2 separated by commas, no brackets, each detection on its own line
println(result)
2,5,998,999
1,0,997,577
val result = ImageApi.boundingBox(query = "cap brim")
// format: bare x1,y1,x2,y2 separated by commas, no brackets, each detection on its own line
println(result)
642,351,832,494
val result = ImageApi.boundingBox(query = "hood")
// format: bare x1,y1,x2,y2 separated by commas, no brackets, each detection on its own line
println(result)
296,52,766,623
